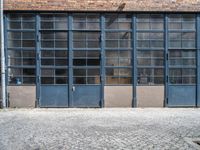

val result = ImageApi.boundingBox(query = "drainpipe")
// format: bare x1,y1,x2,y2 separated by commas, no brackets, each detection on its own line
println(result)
1,0,6,108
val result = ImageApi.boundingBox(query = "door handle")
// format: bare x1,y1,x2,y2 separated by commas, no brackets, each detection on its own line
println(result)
72,86,75,92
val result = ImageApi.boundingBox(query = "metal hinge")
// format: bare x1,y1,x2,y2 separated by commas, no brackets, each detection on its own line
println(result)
37,34,39,42
166,75,169,83
37,76,40,83
101,33,104,41
166,53,169,60
37,52,40,60
100,75,104,82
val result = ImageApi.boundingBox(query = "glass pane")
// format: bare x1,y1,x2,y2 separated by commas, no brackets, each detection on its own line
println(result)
22,14,35,21
22,22,35,29
106,77,119,84
22,40,35,47
74,51,86,57
106,58,118,66
73,59,86,66
87,77,100,84
41,22,54,29
73,69,86,76
8,32,21,39
87,51,99,57
22,32,35,39
41,50,54,57
73,77,86,84
41,69,54,76
119,77,132,84
8,14,21,21
23,68,35,76
41,77,54,84
41,59,54,65
119,68,131,76
9,22,21,29
8,40,21,48
55,22,67,29
23,77,35,84
56,77,67,84
55,51,68,57
88,69,100,76
55,59,68,66
23,58,35,65
87,59,100,66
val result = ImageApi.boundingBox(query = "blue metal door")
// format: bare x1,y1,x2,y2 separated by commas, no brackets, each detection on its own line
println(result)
167,50,197,107
39,14,69,107
70,14,102,108
166,14,197,107
71,50,101,108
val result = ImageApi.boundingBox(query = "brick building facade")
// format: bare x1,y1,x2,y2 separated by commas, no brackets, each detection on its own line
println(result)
4,0,200,11
2,0,200,108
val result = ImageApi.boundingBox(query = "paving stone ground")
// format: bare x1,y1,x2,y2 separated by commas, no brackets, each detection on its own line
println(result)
0,108,200,150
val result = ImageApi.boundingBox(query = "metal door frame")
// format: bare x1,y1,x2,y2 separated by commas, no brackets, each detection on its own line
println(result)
37,13,70,107
69,13,103,108
197,13,200,107
165,13,198,107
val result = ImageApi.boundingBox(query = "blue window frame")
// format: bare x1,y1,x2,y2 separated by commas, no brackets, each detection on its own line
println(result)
40,14,68,85
72,13,101,85
137,14,164,85
168,14,197,85
5,12,198,87
105,14,132,85
7,13,36,85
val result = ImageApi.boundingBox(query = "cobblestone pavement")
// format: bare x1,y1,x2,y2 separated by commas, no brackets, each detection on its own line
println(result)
0,108,200,150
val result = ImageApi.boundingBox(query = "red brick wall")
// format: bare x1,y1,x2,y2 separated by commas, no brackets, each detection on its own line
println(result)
4,0,200,12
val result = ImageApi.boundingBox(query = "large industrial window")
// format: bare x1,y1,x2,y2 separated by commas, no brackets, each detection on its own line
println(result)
40,14,68,84
137,14,164,85
72,14,101,84
7,14,36,85
168,14,196,84
105,14,132,84
5,13,199,87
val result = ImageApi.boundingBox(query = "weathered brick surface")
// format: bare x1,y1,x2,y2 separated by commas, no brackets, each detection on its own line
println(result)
3,0,200,12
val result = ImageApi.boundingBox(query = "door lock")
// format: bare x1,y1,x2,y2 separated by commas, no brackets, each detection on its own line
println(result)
72,86,75,92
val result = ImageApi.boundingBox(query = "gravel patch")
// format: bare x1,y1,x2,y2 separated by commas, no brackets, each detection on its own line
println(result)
0,108,200,150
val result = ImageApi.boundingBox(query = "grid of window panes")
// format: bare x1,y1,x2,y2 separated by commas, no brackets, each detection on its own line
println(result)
137,14,164,85
168,14,196,84
40,14,68,84
72,14,101,84
7,14,36,85
105,14,132,84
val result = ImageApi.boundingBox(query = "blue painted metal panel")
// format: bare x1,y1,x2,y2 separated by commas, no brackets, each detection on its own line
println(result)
40,85,68,107
132,14,137,107
164,14,169,107
68,14,73,107
72,85,101,107
100,14,105,107
197,14,200,107
168,86,196,107
36,14,40,107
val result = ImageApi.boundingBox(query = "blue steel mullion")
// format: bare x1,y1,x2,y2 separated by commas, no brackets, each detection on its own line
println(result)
132,14,137,107
36,14,41,107
197,13,200,107
68,14,73,107
164,14,169,107
100,14,105,107
4,14,8,106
